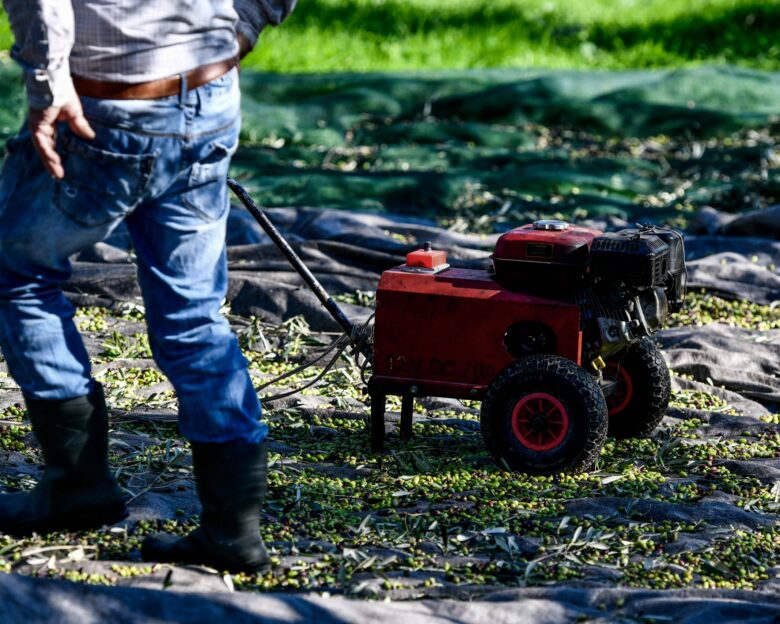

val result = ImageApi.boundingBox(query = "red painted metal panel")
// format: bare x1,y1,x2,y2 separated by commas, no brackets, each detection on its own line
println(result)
371,267,582,398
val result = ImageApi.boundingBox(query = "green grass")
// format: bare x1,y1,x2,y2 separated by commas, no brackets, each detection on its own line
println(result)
1,1,779,72
245,0,780,71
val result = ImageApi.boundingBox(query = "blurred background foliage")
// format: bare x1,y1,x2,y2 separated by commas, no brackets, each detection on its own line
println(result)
0,1,778,72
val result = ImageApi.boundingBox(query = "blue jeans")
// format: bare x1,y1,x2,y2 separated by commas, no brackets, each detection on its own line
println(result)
0,68,266,445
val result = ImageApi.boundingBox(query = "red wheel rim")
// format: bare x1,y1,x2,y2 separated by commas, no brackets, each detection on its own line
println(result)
605,363,633,416
511,392,569,451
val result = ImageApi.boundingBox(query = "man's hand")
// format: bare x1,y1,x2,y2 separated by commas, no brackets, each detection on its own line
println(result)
28,94,95,180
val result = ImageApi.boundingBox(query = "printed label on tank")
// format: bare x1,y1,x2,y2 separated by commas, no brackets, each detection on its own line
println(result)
526,243,554,259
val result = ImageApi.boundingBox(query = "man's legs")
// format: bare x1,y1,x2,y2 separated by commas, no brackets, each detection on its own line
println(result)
127,183,270,571
0,126,131,534
123,184,265,446
127,187,270,571
126,72,269,572
0,68,268,566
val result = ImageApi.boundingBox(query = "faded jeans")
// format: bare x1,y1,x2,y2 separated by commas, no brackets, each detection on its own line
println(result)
0,68,266,444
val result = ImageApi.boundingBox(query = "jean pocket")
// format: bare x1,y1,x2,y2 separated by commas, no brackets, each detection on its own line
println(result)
181,140,237,222
199,67,238,100
54,133,156,227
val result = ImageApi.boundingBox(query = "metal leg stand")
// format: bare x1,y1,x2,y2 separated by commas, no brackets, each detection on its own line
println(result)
400,394,414,442
370,392,386,452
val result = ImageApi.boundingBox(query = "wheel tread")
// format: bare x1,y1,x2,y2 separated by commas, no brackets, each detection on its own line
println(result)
608,338,670,439
481,355,608,474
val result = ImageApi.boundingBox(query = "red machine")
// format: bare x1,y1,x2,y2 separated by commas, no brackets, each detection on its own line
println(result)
229,182,686,474
369,220,686,473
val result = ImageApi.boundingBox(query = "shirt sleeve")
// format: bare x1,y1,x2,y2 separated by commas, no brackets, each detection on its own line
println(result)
233,0,297,49
4,0,76,109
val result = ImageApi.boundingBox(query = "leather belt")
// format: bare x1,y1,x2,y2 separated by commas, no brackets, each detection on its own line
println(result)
72,58,238,100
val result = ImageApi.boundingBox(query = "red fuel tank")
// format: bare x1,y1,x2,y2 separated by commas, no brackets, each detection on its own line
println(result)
491,220,601,292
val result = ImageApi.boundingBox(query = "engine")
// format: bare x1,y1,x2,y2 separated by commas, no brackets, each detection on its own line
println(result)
491,220,686,362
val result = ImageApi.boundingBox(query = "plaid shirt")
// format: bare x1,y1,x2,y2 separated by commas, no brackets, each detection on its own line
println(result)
3,0,295,109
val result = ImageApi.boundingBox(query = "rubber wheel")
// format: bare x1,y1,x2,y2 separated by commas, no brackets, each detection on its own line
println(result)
604,337,671,439
480,355,608,474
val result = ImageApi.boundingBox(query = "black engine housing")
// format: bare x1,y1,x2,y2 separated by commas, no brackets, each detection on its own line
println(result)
580,225,687,360
590,227,685,312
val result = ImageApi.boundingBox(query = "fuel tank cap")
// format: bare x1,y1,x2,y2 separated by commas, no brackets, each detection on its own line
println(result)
533,219,569,231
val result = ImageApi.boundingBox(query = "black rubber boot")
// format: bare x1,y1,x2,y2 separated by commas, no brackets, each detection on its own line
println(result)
141,440,270,574
0,383,128,536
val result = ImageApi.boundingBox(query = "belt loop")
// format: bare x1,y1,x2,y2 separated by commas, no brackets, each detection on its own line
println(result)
178,72,188,105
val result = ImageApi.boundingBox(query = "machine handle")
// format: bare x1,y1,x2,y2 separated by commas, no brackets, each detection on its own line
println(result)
227,178,372,360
